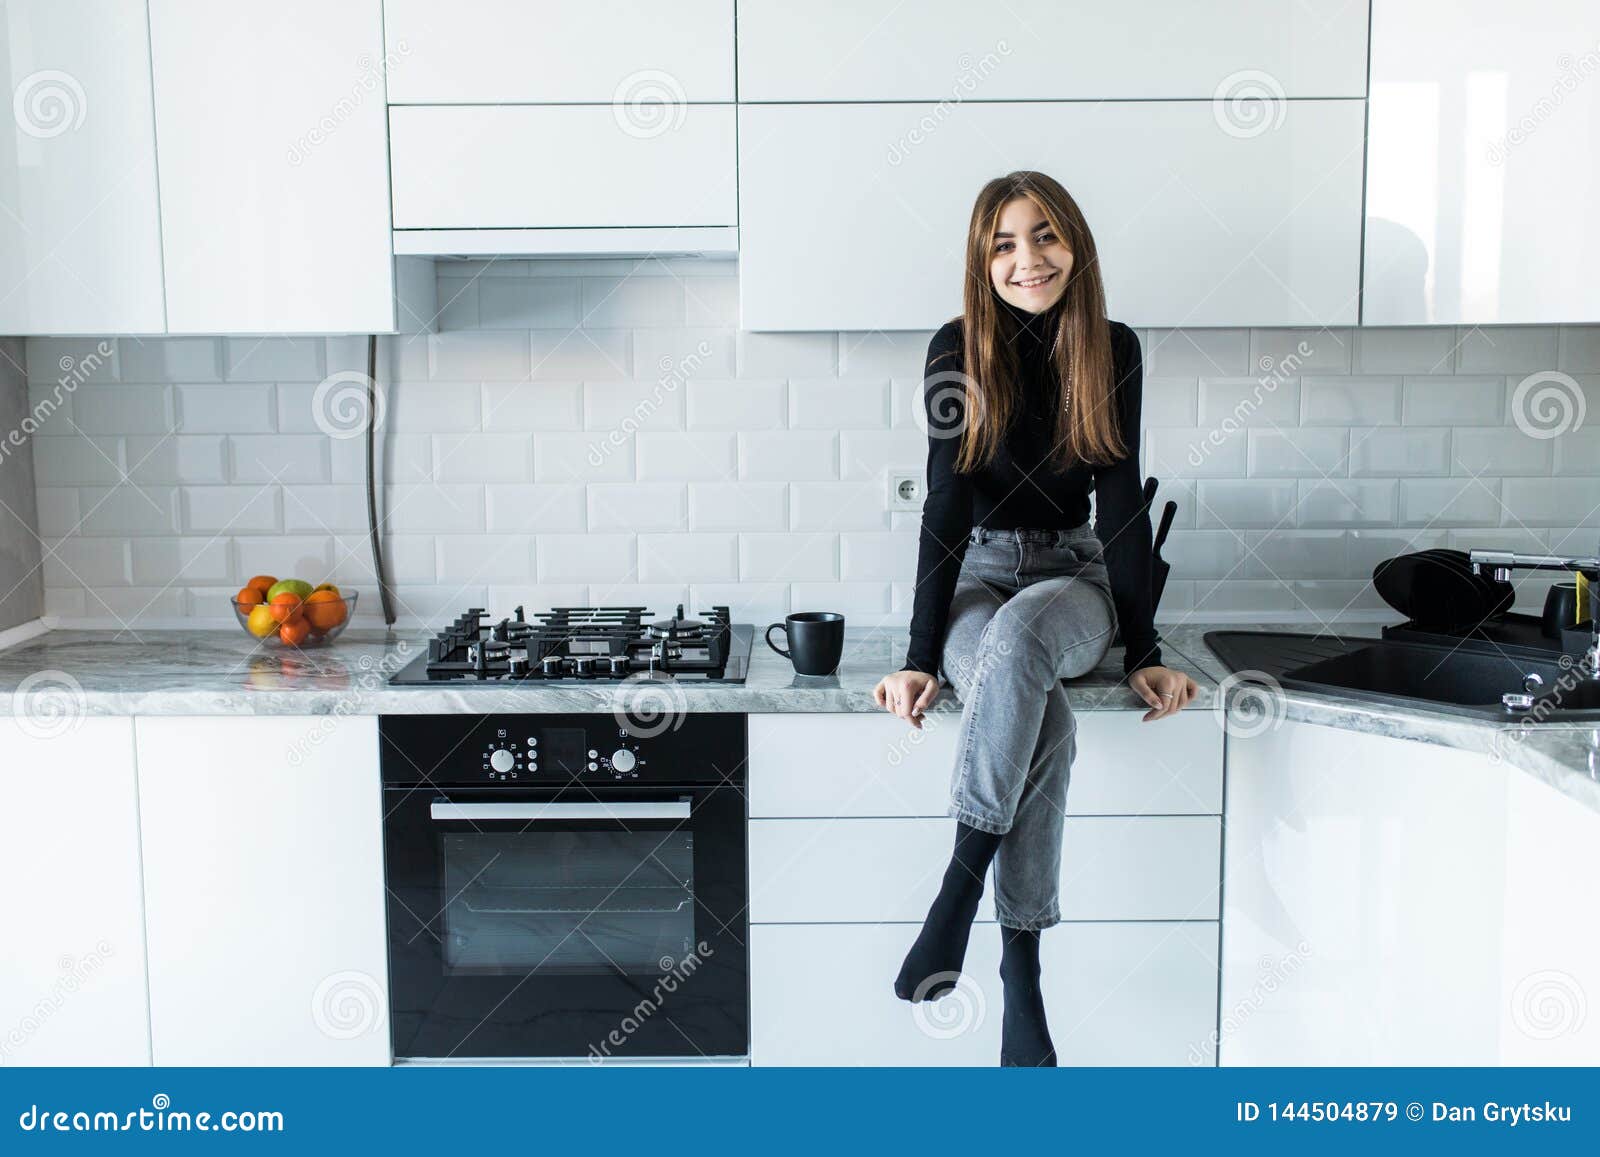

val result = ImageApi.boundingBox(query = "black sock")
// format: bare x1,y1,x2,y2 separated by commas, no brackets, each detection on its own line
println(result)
894,822,1003,1002
999,926,1056,1066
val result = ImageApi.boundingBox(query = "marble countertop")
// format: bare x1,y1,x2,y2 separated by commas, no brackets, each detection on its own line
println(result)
2,620,1597,815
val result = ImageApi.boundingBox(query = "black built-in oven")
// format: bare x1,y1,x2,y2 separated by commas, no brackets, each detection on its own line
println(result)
380,712,748,1061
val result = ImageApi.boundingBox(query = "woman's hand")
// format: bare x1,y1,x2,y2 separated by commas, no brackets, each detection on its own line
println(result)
1128,666,1199,722
873,670,942,729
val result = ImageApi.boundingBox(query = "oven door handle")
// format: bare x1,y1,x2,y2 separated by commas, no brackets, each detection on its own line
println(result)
428,800,692,823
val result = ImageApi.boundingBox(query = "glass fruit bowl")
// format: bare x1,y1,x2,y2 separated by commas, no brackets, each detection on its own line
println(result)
231,590,358,648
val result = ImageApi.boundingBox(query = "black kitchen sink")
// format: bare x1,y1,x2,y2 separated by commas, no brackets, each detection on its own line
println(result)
1281,640,1600,720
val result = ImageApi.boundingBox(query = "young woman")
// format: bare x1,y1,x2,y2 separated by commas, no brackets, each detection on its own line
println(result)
872,171,1199,1067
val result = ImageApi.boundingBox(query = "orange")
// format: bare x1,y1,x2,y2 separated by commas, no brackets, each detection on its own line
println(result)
246,574,276,595
304,589,347,631
269,592,303,624
278,618,311,646
235,586,265,606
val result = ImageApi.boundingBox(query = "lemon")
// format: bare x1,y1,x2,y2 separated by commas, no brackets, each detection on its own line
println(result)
246,604,278,638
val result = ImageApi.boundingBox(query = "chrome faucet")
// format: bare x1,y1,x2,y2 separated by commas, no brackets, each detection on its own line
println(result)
1469,543,1600,680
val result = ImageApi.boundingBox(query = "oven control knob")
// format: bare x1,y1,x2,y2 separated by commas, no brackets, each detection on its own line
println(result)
610,748,637,774
489,749,515,774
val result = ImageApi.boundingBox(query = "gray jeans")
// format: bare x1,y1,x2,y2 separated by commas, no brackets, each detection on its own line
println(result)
939,523,1117,930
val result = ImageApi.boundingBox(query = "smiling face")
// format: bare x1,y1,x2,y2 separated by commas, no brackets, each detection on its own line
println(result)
988,195,1073,313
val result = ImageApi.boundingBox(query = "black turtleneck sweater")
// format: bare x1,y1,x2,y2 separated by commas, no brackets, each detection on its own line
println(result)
905,303,1162,681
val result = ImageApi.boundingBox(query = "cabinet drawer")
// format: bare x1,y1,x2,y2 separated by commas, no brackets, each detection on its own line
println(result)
737,0,1367,101
750,816,1220,923
390,105,737,229
749,710,1221,817
751,922,1219,1066
384,0,734,103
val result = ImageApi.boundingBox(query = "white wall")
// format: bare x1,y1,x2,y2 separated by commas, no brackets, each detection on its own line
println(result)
20,259,1600,631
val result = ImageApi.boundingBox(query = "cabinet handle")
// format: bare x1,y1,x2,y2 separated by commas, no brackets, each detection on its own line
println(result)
429,800,690,822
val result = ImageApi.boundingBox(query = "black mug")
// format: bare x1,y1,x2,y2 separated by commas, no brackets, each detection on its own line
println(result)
766,611,845,676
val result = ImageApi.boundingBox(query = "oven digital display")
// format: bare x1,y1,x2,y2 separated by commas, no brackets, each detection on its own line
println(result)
541,728,586,774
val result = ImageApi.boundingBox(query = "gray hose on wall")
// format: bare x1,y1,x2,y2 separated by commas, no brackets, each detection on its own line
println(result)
366,334,396,625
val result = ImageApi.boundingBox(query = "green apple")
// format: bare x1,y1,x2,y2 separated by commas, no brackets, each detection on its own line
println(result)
266,578,313,601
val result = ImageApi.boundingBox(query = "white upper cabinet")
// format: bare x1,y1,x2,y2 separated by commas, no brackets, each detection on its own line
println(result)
737,0,1368,101
390,106,737,230
1364,0,1600,324
739,101,1366,331
384,0,735,103
148,1,397,334
0,0,165,335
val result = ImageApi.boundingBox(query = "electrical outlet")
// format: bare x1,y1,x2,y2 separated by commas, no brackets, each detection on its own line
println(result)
888,471,924,511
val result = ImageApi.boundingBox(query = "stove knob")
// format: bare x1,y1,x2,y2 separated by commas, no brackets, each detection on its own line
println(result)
608,655,630,676
541,654,564,676
508,655,529,676
574,656,597,677
610,748,637,774
489,749,515,774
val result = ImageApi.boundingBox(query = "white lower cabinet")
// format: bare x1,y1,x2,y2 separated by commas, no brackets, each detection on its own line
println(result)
135,716,389,1065
751,922,1219,1066
0,717,151,1065
1222,718,1600,1065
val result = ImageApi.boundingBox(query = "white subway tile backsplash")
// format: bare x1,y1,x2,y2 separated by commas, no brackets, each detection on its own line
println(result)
1401,376,1505,425
27,338,119,384
176,384,272,434
639,533,738,582
1301,376,1402,426
33,289,1600,629
479,278,582,329
741,532,836,582
589,484,686,532
736,331,836,377
689,482,786,531
685,380,785,430
739,431,836,480
229,435,332,483
225,337,325,382
636,432,737,481
430,331,532,380
484,484,587,533
789,379,890,429
119,338,221,383
1454,327,1559,373
1348,427,1451,476
1143,329,1249,376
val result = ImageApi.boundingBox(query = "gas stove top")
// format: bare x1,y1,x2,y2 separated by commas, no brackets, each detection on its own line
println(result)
388,604,754,685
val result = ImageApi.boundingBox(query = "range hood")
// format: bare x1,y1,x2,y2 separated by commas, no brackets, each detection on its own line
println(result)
393,227,739,259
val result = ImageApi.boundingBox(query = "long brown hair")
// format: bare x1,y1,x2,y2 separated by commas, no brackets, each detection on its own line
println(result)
947,171,1123,473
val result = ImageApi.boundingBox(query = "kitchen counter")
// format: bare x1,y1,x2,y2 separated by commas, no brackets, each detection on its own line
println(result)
1,622,1598,815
